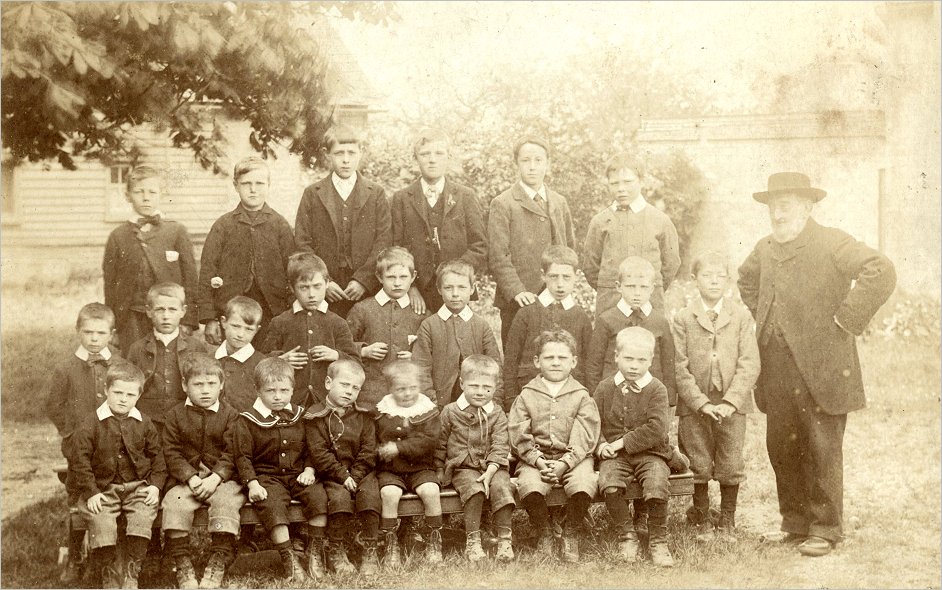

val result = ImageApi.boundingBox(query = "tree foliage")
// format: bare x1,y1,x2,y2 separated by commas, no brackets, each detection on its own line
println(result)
1,1,394,172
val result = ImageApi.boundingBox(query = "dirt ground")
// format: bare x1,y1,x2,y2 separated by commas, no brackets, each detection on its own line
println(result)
2,422,64,520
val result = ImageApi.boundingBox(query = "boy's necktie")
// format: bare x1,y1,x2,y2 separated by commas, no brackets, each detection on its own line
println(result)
629,307,643,326
707,310,719,326
426,187,439,207
533,193,547,213
621,380,642,394
86,352,107,367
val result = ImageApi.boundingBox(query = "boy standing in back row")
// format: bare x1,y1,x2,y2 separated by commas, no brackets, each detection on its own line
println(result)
294,126,391,319
488,136,576,343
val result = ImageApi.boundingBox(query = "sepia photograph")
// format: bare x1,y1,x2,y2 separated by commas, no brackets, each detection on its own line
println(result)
1,1,939,588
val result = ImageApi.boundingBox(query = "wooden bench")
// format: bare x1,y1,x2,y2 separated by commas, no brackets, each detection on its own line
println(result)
55,466,692,575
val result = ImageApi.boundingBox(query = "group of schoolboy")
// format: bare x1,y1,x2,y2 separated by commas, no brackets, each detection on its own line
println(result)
51,125,762,589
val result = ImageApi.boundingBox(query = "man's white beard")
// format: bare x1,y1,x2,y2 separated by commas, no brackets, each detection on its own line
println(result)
772,217,809,243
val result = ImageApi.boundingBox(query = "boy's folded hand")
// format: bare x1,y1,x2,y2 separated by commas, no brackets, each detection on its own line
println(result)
141,484,160,506
361,342,389,360
377,442,399,461
599,443,617,460
280,346,308,369
550,460,568,482
326,281,348,302
297,467,316,486
86,492,105,514
344,280,366,301
204,320,223,345
700,403,722,422
197,473,221,499
715,402,736,420
343,477,358,493
309,345,339,362
247,480,267,502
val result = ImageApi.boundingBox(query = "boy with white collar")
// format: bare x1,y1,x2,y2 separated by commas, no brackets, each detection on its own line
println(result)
126,282,208,431
232,357,328,583
594,327,674,567
161,353,245,589
213,296,267,412
347,247,428,414
436,355,515,562
294,125,391,319
583,153,680,316
69,360,166,588
412,259,502,407
508,329,600,563
501,245,592,411
673,252,759,542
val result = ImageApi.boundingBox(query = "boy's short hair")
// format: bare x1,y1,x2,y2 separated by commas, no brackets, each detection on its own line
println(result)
106,360,145,391
233,156,270,183
460,354,500,382
76,302,116,330
180,352,225,384
617,256,656,283
125,165,163,191
513,136,551,161
436,259,475,289
327,358,366,381
324,124,362,151
375,246,415,276
382,359,421,384
225,296,263,326
287,252,329,286
604,152,645,180
254,357,295,389
615,326,656,355
533,328,579,357
146,281,186,307
412,128,450,156
540,245,579,272
691,251,731,276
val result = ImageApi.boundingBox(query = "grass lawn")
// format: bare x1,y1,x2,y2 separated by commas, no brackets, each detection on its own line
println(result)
2,280,939,588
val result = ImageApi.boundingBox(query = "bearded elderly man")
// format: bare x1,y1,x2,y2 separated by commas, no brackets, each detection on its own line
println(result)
738,172,895,557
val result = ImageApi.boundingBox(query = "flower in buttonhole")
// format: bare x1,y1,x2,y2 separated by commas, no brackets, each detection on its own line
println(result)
211,277,223,289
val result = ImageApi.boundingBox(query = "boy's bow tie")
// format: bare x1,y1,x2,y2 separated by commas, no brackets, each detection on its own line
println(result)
86,352,107,367
136,215,160,228
621,380,642,394
614,204,631,212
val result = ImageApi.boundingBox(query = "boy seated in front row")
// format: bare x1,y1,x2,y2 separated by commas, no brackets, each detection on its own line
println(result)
501,245,592,411
595,327,675,568
161,353,245,589
412,259,502,407
347,246,428,414
68,361,166,588
305,359,381,576
673,252,760,542
126,281,208,432
437,355,516,562
232,357,328,583
261,252,357,408
375,360,443,566
509,329,600,563
214,295,267,412
585,256,677,536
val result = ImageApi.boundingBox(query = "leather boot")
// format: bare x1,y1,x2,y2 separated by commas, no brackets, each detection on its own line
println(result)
173,554,199,589
616,521,641,563
279,546,305,582
101,559,122,589
327,539,356,574
357,534,380,576
426,528,443,564
382,523,401,569
560,532,579,563
464,530,486,562
124,555,144,589
535,527,555,557
305,537,326,580
495,526,514,562
716,510,737,543
647,499,674,568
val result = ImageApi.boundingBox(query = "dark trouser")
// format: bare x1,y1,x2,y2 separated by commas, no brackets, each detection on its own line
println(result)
330,266,356,319
244,281,275,346
761,336,847,543
499,303,520,346
116,310,151,355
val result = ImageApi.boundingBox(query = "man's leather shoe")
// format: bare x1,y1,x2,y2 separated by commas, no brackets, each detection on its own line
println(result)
797,536,834,557
759,531,807,544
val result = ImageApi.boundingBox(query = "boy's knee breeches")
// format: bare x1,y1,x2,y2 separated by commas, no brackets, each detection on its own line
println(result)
678,412,746,485
77,481,157,549
253,475,327,530
323,472,381,515
451,468,516,511
515,457,597,499
599,453,669,501
161,480,246,535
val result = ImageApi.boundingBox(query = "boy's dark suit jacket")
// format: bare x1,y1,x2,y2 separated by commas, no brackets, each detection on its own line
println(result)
294,175,391,294
197,203,296,323
738,218,896,415
487,183,575,308
103,220,199,327
390,179,487,299
126,333,208,420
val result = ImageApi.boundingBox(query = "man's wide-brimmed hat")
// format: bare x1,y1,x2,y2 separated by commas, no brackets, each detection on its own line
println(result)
753,172,827,204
